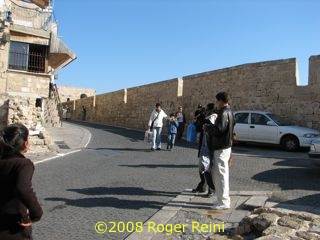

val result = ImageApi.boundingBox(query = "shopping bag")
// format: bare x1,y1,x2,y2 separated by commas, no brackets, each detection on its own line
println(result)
186,123,196,143
144,129,153,143
199,134,212,173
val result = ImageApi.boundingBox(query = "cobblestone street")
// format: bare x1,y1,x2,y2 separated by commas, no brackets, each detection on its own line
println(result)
32,122,319,239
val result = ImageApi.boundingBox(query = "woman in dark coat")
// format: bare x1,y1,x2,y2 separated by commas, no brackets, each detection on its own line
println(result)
0,123,43,240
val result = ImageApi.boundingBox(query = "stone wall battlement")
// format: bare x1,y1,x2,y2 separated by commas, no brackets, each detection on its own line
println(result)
62,55,320,131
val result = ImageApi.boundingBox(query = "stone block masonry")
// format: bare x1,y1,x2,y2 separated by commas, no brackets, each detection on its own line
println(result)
0,94,42,128
0,94,52,154
63,55,320,131
5,71,51,97
57,85,96,103
235,207,320,239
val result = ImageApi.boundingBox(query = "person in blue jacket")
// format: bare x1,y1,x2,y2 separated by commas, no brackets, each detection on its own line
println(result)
167,113,179,151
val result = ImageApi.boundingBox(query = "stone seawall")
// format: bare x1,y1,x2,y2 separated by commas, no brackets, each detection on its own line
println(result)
62,56,320,131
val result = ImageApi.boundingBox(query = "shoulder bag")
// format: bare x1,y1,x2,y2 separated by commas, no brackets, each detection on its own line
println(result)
150,113,159,130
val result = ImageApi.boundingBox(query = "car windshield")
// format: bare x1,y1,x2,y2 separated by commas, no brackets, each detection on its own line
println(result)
266,113,291,126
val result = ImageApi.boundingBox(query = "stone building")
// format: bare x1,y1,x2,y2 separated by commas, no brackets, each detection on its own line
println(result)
0,0,75,129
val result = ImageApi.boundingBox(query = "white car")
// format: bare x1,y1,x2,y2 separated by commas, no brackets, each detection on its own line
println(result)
309,139,320,166
234,111,320,151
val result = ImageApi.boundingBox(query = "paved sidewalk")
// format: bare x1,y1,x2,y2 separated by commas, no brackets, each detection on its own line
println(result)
26,121,91,163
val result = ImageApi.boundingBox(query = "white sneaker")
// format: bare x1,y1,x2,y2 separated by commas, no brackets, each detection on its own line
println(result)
210,203,230,210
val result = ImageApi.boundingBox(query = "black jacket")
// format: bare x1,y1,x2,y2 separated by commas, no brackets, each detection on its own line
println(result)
0,152,43,231
205,106,235,151
194,109,206,133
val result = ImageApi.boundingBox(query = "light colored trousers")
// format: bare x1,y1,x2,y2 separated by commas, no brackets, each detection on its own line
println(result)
151,127,162,149
213,147,232,207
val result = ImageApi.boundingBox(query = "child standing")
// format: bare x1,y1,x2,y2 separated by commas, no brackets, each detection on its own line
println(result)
167,113,179,150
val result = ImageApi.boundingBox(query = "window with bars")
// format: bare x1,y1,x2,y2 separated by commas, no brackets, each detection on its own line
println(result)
9,41,48,73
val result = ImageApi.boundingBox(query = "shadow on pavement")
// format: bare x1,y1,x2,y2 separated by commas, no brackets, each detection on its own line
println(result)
89,147,151,152
45,197,164,209
67,187,180,197
233,142,309,153
118,164,198,168
65,120,143,142
273,193,320,211
252,167,320,192
64,120,197,149
45,187,180,210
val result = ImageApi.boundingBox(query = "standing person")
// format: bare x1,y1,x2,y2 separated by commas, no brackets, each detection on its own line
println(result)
148,103,168,151
194,104,206,133
176,106,186,140
167,113,179,151
62,108,67,120
192,103,216,196
82,105,87,121
66,106,71,120
49,82,55,98
0,123,43,240
191,104,207,193
204,92,235,210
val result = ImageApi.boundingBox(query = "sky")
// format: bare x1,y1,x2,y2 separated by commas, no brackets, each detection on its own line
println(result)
53,0,320,94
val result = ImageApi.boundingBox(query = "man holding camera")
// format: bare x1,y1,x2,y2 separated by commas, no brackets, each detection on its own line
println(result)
204,92,235,210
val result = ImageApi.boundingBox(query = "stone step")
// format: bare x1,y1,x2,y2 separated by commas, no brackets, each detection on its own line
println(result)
243,196,269,210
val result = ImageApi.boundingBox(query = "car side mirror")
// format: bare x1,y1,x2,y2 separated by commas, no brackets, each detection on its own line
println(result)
267,121,277,126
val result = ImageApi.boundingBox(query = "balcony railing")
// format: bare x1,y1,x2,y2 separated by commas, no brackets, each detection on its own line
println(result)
10,1,52,31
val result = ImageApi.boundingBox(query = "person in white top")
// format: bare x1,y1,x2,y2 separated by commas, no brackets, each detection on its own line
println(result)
148,103,168,151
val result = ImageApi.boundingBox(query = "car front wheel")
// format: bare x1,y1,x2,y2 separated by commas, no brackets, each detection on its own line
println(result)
281,135,299,151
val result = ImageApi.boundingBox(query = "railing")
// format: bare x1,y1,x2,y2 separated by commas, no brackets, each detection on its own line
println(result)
9,51,47,73
10,1,53,31
53,84,62,106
